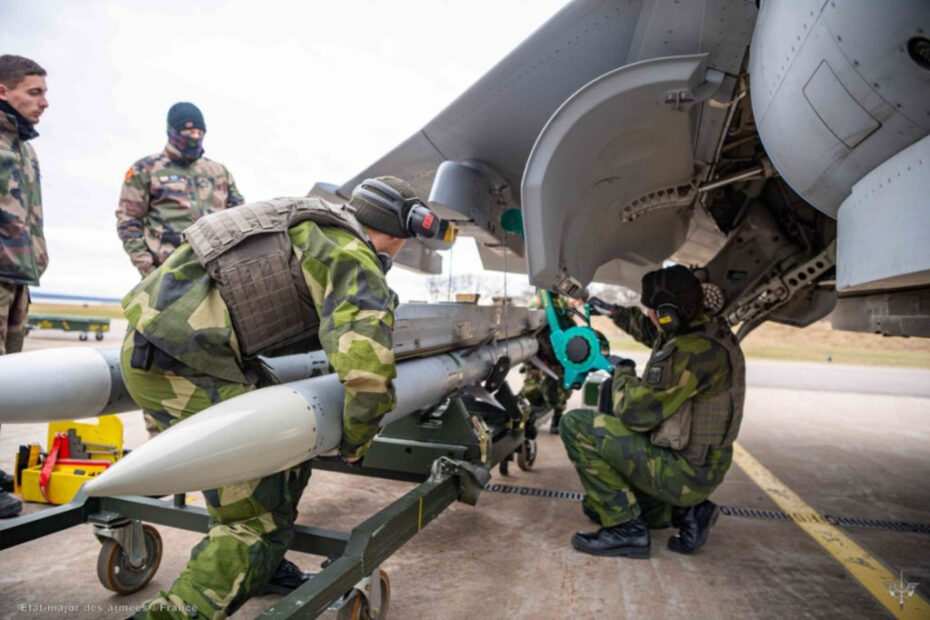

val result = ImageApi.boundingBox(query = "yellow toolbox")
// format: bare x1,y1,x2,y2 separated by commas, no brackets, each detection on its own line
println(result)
15,416,123,505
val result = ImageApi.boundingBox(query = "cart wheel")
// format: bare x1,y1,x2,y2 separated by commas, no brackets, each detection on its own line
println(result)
79,333,88,341
517,438,537,471
499,457,510,476
337,570,390,620
95,332,104,341
96,524,162,594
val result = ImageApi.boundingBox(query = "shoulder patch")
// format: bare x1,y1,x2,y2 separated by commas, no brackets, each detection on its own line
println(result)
651,341,677,362
645,364,664,385
124,167,134,182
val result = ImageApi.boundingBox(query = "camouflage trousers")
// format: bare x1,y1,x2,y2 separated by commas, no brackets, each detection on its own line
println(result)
560,408,732,528
121,330,313,620
520,367,570,415
0,281,29,355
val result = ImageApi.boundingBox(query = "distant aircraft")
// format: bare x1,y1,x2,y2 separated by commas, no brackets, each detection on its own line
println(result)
312,0,930,339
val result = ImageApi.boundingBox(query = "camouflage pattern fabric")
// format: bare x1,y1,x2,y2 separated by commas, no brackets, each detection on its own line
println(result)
0,109,47,286
116,144,244,276
121,217,398,457
0,280,28,355
120,333,312,620
609,304,659,349
520,365,570,415
560,308,737,526
560,408,732,526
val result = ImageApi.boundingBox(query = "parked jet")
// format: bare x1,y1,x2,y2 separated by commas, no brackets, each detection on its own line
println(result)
312,0,930,339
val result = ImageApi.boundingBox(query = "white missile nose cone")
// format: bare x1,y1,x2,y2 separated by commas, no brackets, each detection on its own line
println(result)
84,386,322,497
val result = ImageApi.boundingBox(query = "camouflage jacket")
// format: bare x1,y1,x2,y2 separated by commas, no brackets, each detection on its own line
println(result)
0,109,47,285
609,307,732,433
122,218,398,458
116,145,244,276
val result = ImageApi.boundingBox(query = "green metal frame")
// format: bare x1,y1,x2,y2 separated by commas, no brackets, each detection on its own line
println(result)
0,387,529,618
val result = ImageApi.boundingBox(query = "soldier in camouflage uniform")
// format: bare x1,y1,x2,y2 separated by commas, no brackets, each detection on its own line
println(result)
122,176,438,619
117,102,245,435
562,266,744,558
116,101,244,277
0,55,49,519
519,292,576,433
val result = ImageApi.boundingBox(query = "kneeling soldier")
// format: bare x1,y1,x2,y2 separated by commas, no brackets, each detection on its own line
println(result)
561,265,744,558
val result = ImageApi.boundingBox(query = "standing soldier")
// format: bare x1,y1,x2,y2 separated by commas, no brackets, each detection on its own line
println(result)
121,177,439,618
116,101,245,435
562,265,745,558
116,101,244,277
0,55,49,518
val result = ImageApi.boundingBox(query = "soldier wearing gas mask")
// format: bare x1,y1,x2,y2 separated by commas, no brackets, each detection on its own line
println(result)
561,265,745,559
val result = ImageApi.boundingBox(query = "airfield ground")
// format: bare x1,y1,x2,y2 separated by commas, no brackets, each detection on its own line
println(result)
1,316,928,619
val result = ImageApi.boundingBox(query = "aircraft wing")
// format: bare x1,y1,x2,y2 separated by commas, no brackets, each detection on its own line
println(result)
321,0,930,338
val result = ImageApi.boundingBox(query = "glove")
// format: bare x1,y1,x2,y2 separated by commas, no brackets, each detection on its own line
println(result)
597,378,613,414
587,296,619,317
606,355,636,371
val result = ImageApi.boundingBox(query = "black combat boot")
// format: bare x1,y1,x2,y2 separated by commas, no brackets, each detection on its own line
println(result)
571,516,650,558
0,490,22,518
258,558,314,596
667,500,719,554
0,469,13,492
549,410,562,434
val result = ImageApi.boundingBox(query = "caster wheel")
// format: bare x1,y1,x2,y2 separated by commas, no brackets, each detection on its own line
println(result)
79,333,88,341
95,332,104,341
337,569,390,620
517,438,537,471
96,524,162,594
499,457,510,476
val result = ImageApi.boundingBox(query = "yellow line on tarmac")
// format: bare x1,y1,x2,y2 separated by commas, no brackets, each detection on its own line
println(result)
732,442,930,619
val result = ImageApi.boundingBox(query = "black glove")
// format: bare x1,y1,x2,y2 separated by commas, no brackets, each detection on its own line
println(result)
597,378,613,414
606,355,636,371
587,296,619,317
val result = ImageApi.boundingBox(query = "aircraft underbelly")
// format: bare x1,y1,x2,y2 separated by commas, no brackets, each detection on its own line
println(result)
837,135,930,295
522,54,723,295
750,0,930,218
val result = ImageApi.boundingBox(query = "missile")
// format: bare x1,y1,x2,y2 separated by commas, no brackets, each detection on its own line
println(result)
83,335,538,497
0,303,543,424
0,346,329,424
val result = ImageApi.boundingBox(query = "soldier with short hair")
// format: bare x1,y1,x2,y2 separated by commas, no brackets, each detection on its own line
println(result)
563,265,745,558
121,176,439,619
117,101,245,435
0,54,50,518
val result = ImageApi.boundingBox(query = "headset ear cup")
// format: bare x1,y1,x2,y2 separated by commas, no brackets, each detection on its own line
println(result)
656,304,682,333
405,204,440,238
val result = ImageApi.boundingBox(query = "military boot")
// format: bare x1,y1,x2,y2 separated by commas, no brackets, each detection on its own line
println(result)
667,500,719,554
549,410,562,434
0,490,22,518
258,558,314,596
0,469,13,492
571,516,650,558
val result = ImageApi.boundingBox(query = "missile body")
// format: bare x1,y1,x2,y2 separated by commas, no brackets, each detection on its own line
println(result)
0,347,329,423
0,303,543,424
83,335,538,497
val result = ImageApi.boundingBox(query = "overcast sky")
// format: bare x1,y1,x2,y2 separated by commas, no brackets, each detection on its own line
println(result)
3,0,567,301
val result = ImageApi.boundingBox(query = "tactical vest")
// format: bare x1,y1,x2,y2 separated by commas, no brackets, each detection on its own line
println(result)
649,319,745,466
185,197,375,358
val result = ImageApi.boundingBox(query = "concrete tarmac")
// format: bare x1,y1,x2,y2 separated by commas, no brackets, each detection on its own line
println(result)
1,327,928,619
